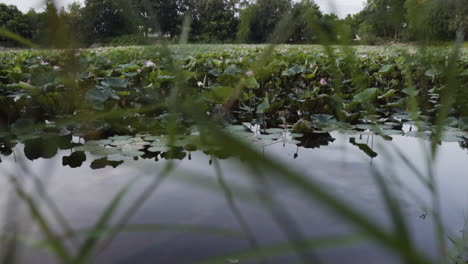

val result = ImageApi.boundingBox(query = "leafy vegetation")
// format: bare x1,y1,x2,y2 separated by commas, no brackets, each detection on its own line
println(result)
1,1,468,263
1,0,466,48
0,44,467,164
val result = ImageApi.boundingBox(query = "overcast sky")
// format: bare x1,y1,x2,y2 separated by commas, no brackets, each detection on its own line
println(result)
0,0,365,18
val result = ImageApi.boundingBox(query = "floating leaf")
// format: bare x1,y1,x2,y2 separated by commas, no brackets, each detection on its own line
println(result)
226,125,248,132
90,148,120,156
85,140,112,146
148,146,171,152
111,140,132,146
257,134,280,140
144,136,161,141
101,77,129,88
109,135,132,140
265,128,285,134
444,117,458,127
459,117,468,131
11,119,35,136
289,133,304,138
406,131,431,140
120,144,146,151
121,151,145,157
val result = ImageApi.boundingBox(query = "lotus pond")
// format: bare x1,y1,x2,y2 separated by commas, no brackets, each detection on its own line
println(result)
0,44,468,264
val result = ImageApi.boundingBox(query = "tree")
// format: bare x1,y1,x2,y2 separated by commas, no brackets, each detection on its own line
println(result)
80,0,138,44
0,4,35,46
190,0,239,42
289,0,324,43
236,3,256,42
361,0,405,41
245,0,293,43
344,13,365,40
34,3,71,48
405,0,467,41
130,0,190,39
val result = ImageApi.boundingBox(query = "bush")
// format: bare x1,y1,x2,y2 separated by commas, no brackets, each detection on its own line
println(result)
107,34,147,47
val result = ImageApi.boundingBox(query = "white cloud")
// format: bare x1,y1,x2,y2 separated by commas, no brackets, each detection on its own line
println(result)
314,0,366,18
0,0,365,18
0,0,84,12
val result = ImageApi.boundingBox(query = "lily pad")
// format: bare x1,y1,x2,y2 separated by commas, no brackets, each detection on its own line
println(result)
111,140,132,146
85,140,112,146
148,146,171,152
90,148,120,156
459,117,468,131
101,77,129,88
353,88,379,103
144,136,161,141
265,128,285,134
121,151,145,157
108,135,133,140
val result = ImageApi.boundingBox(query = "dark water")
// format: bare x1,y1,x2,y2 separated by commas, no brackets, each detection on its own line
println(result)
1,131,467,264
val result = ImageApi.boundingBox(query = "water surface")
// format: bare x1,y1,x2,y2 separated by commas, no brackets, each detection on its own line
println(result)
1,132,467,264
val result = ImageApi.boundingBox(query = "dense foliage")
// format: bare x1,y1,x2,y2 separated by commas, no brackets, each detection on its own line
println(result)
346,0,468,43
0,45,467,145
1,0,466,47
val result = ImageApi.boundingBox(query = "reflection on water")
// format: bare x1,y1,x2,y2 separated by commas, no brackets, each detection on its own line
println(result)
0,131,467,264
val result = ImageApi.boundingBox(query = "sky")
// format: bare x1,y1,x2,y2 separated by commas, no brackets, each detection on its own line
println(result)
0,0,365,18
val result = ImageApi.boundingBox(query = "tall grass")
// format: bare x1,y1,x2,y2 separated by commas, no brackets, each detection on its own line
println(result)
0,0,466,263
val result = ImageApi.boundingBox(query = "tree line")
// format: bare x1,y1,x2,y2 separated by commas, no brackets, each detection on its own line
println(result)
0,0,466,48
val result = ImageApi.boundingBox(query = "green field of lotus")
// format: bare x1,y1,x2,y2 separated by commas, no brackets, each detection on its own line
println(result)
1,45,467,164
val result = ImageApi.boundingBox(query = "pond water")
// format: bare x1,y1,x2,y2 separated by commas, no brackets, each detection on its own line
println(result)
1,131,467,264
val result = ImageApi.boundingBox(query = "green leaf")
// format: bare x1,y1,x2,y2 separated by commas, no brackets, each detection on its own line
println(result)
101,77,129,88
203,86,233,104
378,89,397,99
158,75,175,80
11,118,35,136
353,88,379,103
378,64,393,73
17,81,36,90
459,117,468,131
90,148,120,156
424,69,439,77
121,151,145,157
444,117,458,127
117,91,131,96
86,87,120,106
148,146,171,152
311,114,336,125
256,97,270,114
244,77,259,89
224,64,240,75
282,65,306,76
